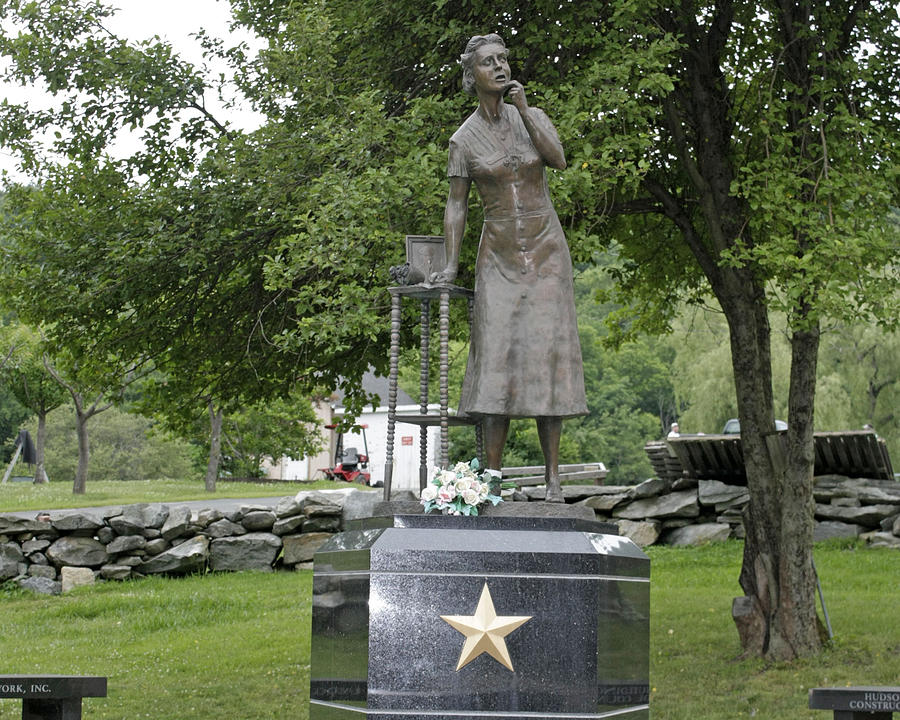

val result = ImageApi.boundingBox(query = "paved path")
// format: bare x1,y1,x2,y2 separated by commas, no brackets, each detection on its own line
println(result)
1,488,366,521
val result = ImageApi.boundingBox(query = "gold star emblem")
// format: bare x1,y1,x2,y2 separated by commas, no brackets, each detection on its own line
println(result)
440,583,532,671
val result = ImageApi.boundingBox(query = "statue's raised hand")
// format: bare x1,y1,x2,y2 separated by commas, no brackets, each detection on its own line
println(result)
504,80,528,113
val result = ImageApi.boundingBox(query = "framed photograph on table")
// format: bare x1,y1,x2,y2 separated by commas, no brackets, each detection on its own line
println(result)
405,235,446,285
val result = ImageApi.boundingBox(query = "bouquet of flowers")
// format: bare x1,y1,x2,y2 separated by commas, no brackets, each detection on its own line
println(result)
420,459,516,516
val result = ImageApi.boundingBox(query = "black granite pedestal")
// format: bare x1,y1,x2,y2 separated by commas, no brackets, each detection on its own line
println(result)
309,512,650,719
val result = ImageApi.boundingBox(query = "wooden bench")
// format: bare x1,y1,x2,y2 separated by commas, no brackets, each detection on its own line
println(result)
643,440,686,482
660,430,894,483
501,462,608,487
0,675,106,719
810,686,900,719
813,432,895,480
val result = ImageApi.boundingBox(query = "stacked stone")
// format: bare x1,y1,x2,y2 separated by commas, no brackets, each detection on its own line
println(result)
812,476,900,547
3,476,896,596
0,515,60,595
519,474,900,549
0,490,381,595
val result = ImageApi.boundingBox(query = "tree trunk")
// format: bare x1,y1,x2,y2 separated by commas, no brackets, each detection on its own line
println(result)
33,410,48,484
205,402,223,492
40,357,115,495
73,394,89,495
778,325,826,653
725,293,825,659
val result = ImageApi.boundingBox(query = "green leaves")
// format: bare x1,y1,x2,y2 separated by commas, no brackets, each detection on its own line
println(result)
0,322,68,417
0,0,897,459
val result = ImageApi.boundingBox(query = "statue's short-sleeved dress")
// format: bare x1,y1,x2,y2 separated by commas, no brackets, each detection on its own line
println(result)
449,102,588,418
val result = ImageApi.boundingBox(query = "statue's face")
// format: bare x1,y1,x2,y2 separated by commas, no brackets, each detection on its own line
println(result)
471,42,510,94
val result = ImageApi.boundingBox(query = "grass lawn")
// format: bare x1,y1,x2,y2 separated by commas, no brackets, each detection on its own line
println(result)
1,541,897,719
646,540,899,718
0,571,312,720
0,478,375,513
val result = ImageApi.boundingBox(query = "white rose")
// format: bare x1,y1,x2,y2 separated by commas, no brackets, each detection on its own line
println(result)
461,488,481,506
421,485,438,502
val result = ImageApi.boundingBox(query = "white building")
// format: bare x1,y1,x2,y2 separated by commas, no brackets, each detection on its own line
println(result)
265,374,445,492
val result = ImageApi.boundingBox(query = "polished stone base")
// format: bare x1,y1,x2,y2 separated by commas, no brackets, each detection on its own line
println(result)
373,500,602,523
309,513,649,719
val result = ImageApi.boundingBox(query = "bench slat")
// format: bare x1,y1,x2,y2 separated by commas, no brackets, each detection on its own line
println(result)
512,469,609,487
501,463,605,477
810,686,900,716
0,676,107,699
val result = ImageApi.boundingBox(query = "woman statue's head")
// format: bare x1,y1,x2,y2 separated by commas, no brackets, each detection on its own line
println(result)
460,33,506,95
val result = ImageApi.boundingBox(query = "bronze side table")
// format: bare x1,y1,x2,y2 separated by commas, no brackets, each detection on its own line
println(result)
383,283,481,500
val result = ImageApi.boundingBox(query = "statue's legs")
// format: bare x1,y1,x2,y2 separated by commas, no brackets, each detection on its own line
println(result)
482,414,510,472
483,415,563,502
537,416,564,502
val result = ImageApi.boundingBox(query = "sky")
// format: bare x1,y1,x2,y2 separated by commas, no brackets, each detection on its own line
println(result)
106,0,239,64
0,0,262,180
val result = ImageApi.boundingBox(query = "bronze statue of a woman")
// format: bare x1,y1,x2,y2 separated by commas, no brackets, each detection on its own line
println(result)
431,34,587,502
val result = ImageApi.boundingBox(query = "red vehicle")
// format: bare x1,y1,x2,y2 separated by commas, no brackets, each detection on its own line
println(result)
320,424,372,485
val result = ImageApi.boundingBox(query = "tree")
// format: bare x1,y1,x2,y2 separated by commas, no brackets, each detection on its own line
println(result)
219,394,322,478
32,403,198,483
0,323,68,482
0,0,426,442
205,400,224,492
0,2,367,488
582,2,899,659
136,374,324,489
0,319,32,464
587,2,900,659
572,266,678,480
0,382,29,464
41,350,145,493
665,306,900,465
817,324,900,458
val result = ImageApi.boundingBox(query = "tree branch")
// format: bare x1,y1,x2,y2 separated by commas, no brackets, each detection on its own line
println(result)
188,99,236,139
642,177,721,284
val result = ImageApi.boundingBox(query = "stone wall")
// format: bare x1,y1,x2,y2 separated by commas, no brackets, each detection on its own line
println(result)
515,474,900,549
3,474,896,596
0,490,381,596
